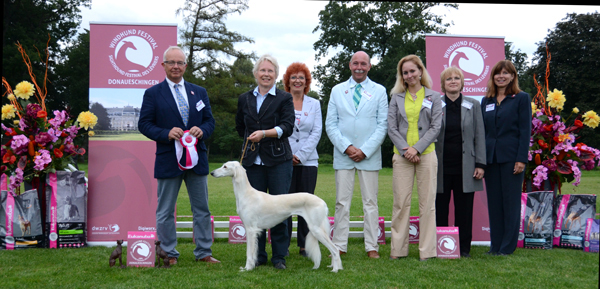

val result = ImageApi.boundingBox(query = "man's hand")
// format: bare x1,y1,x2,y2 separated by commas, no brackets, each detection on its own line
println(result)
345,145,366,162
189,126,204,139
168,127,185,141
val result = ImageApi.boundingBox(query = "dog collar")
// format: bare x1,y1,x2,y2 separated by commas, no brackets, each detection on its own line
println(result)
175,130,198,170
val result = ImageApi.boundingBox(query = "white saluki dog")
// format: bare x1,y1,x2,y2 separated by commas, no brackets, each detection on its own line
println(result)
211,161,342,272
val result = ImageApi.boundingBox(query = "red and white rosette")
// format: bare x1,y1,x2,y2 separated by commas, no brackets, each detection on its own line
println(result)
175,130,198,170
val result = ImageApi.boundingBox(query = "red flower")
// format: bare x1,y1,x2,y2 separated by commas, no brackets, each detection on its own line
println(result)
37,110,47,118
574,120,583,127
543,124,553,132
54,148,63,158
537,139,549,149
2,150,16,164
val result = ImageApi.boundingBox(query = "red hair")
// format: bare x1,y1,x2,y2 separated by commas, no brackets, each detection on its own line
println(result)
283,62,312,95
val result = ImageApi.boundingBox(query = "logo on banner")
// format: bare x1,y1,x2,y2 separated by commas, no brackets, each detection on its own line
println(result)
108,29,160,78
437,235,458,254
130,240,152,262
443,40,490,91
91,223,120,234
409,223,419,239
231,223,246,240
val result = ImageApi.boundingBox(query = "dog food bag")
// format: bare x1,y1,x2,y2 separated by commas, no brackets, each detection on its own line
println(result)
518,191,554,249
583,218,599,253
553,194,597,248
45,171,88,248
1,173,45,250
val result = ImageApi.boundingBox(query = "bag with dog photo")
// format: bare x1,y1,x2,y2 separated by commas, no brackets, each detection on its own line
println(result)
45,170,87,248
518,191,554,249
553,194,597,249
1,174,45,250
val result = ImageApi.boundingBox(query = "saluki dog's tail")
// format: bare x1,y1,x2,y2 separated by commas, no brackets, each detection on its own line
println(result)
305,231,321,269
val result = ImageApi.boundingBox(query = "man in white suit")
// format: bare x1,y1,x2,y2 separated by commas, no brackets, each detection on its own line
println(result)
325,51,388,259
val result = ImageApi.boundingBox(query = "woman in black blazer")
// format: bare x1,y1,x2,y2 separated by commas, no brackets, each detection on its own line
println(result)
480,60,531,256
235,54,295,269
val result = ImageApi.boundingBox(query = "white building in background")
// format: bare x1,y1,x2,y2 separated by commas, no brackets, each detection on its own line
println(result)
107,106,139,131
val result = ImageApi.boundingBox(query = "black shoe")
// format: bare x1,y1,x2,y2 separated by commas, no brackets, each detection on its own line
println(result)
274,262,287,270
299,250,308,257
485,251,497,255
460,252,471,258
255,261,267,267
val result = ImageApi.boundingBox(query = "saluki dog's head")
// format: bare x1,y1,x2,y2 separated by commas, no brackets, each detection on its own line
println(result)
210,161,242,178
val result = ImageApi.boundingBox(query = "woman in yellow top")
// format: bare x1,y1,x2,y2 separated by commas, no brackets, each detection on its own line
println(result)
387,55,442,261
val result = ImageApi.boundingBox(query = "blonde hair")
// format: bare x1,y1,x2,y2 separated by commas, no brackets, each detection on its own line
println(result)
390,54,432,95
440,66,464,94
253,54,279,77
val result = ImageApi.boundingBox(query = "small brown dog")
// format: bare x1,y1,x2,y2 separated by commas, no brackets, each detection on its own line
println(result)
155,240,170,268
109,240,125,268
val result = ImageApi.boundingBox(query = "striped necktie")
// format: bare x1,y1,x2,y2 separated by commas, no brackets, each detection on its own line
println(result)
353,84,362,110
174,84,189,126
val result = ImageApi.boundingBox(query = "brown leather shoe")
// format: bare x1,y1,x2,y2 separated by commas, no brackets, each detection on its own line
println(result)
328,250,346,258
168,257,178,265
367,250,380,259
196,256,221,263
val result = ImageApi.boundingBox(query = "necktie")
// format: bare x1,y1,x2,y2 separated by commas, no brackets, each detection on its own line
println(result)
353,84,362,110
174,84,189,126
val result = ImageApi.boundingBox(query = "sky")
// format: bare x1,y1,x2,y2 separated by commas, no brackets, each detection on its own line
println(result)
80,1,598,106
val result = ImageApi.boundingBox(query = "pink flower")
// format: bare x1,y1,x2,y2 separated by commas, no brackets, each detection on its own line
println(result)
35,132,53,146
532,165,548,188
10,135,29,154
33,149,52,170
49,110,68,127
9,168,24,192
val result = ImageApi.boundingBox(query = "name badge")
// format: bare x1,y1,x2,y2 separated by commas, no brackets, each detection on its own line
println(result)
362,90,373,101
422,99,433,109
196,100,205,111
486,103,495,112
462,101,473,110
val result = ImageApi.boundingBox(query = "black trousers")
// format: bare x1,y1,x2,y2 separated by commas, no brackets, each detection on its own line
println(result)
485,162,524,255
435,174,474,255
287,165,318,250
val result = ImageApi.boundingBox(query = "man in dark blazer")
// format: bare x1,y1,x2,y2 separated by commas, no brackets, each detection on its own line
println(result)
138,46,218,264
235,54,294,269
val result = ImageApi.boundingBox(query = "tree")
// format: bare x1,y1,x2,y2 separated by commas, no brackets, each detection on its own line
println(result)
3,0,91,112
504,41,533,95
530,12,600,148
312,1,457,167
89,102,111,131
176,0,255,81
53,29,90,119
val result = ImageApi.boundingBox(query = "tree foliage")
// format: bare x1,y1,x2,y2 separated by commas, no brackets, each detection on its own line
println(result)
89,102,111,131
3,0,91,114
176,0,255,81
312,1,457,167
530,12,600,148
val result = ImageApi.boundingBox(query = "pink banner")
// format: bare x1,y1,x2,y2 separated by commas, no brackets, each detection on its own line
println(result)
88,141,158,241
47,173,58,248
436,227,460,259
425,34,505,97
89,23,177,89
127,231,156,267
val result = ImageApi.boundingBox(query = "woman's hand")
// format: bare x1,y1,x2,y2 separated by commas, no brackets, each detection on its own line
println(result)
473,168,484,179
248,130,265,143
292,155,301,166
403,147,420,163
513,162,525,175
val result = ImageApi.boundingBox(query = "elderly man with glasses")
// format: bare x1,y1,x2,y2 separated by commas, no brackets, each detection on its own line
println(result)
139,46,219,265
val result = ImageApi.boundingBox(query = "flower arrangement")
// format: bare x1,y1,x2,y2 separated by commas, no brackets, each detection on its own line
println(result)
1,43,97,194
526,45,600,193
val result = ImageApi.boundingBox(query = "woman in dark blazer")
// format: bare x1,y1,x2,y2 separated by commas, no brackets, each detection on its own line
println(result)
434,66,486,258
235,54,295,269
282,62,322,257
480,60,531,256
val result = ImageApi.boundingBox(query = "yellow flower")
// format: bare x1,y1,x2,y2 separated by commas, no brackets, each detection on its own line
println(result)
77,111,98,130
7,93,16,101
531,102,537,115
88,131,95,137
14,81,35,100
572,107,579,114
546,89,566,111
13,120,20,125
1,104,17,120
582,110,599,128
557,134,572,143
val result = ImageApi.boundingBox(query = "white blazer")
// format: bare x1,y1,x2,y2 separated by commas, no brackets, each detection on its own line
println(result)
288,95,322,167
325,77,388,170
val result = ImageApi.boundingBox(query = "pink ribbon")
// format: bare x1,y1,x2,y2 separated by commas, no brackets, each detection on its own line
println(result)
175,130,198,170
2,174,15,250
48,173,58,249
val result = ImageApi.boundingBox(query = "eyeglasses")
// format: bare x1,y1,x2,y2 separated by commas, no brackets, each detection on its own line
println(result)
164,61,186,66
290,76,305,80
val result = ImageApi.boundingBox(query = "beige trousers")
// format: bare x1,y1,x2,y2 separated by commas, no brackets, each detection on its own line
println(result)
332,169,380,252
390,153,438,259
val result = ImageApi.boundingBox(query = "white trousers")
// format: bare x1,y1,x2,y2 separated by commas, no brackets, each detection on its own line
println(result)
332,169,380,252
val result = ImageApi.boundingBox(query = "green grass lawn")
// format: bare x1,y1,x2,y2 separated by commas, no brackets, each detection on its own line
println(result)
1,164,598,288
